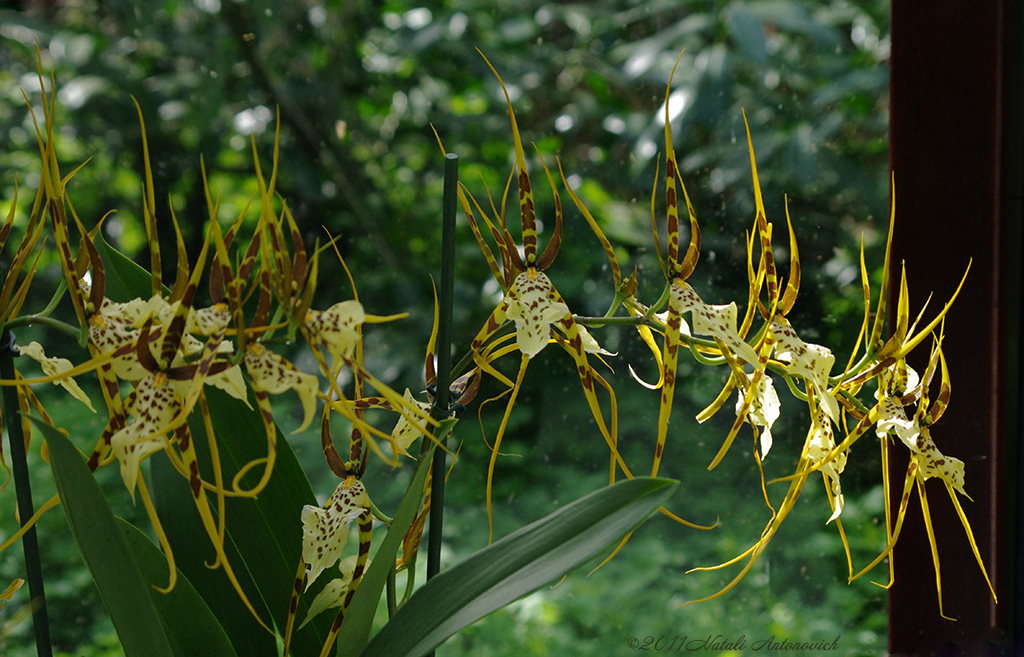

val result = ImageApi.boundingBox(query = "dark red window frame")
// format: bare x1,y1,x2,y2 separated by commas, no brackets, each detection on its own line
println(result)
888,1,1023,654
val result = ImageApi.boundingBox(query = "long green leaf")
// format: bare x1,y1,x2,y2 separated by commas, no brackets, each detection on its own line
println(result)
118,518,238,657
361,476,678,657
197,386,338,652
38,417,176,657
151,444,279,657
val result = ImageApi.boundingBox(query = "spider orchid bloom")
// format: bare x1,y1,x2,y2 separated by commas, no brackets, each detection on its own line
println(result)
846,345,996,618
683,400,846,609
693,129,805,472
648,55,717,479
285,474,374,657
16,341,95,412
771,316,840,422
244,342,318,433
301,476,370,590
301,279,435,466
644,55,794,484
460,53,628,542
672,282,759,366
806,406,846,523
875,388,966,494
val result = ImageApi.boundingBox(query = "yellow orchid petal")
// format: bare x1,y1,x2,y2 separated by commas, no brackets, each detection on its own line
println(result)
577,324,615,356
301,476,368,590
390,389,431,458
206,364,252,407
17,341,96,412
244,342,318,433
505,270,569,359
304,300,366,369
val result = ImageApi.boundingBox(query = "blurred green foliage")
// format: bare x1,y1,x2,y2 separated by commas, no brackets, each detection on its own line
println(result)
0,0,890,654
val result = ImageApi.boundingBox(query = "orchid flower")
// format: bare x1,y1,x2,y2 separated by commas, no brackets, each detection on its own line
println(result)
451,52,630,542
284,475,373,657
301,476,371,589
845,339,996,619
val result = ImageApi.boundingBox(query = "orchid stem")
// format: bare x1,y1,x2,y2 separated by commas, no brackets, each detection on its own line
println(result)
0,330,53,657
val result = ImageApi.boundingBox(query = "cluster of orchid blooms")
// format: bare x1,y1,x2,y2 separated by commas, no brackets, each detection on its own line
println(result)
0,53,996,653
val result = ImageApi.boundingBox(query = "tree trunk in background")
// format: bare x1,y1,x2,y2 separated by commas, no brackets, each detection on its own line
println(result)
888,1,1022,655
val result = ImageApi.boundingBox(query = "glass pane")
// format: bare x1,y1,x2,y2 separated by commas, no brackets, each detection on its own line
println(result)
0,1,891,655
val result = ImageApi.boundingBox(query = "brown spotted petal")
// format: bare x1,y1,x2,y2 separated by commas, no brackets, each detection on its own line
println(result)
770,317,840,421
244,343,318,432
672,280,759,365
806,406,846,522
875,396,966,495
111,373,181,498
304,300,366,369
191,303,231,336
301,476,369,590
505,271,569,359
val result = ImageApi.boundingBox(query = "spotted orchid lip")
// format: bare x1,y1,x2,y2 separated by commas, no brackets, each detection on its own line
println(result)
504,270,569,360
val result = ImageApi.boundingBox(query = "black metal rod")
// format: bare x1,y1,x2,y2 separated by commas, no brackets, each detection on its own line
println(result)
0,331,52,657
427,153,458,584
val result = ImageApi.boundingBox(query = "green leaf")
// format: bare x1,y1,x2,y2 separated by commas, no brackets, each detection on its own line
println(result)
118,518,238,657
151,445,278,657
37,417,176,657
152,378,338,655
97,235,156,302
206,386,339,651
360,476,678,657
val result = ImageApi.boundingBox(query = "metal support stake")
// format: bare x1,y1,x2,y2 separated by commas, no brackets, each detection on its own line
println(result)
0,330,52,657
